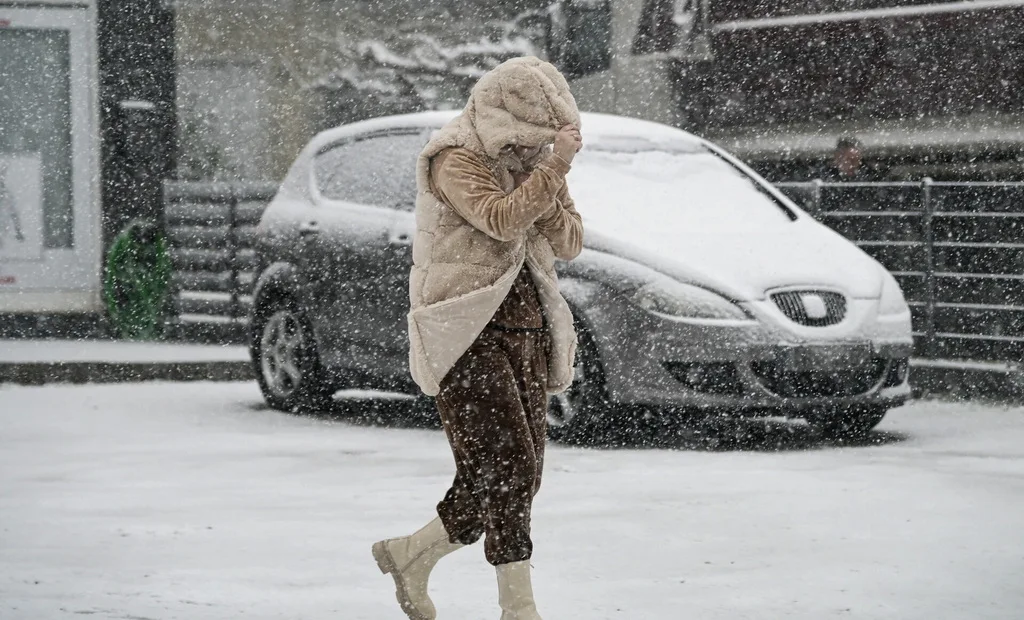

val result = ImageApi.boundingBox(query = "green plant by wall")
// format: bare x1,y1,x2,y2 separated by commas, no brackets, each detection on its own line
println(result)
104,220,173,340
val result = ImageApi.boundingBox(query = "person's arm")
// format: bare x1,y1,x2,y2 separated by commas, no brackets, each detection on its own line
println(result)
434,149,571,242
533,181,583,260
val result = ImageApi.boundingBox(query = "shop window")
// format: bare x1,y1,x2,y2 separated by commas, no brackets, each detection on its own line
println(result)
0,29,73,251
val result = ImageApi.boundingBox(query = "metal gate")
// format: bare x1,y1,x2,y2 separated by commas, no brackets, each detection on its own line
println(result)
778,180,1024,363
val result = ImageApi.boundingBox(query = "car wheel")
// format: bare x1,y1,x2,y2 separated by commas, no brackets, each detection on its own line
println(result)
548,323,610,443
807,405,887,440
252,295,333,412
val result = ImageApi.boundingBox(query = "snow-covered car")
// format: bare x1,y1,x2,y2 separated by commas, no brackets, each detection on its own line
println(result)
250,111,913,439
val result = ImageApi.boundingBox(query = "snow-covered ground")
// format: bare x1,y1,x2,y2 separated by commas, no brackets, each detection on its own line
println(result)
1,382,1022,619
0,340,249,364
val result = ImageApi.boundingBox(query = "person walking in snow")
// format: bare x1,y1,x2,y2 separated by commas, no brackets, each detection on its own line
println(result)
372,56,584,620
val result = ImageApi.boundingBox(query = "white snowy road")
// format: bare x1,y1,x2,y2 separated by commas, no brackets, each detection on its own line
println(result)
1,382,1023,620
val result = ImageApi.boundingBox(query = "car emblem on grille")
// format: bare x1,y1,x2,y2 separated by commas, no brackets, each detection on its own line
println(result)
800,293,829,320
770,290,847,326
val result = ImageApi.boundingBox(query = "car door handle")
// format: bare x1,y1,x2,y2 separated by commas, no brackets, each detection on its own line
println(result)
389,232,412,246
299,222,320,237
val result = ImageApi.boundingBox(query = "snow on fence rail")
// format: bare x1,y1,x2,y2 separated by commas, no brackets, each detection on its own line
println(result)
777,180,1024,363
163,182,278,331
164,179,1024,364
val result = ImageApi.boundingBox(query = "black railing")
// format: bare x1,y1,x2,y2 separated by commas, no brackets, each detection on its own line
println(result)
777,180,1024,363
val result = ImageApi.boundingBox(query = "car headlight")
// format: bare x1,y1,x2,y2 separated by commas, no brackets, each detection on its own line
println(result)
879,271,910,316
631,281,750,321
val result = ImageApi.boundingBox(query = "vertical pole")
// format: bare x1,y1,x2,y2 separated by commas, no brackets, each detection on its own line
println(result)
922,177,936,358
228,186,240,321
164,181,177,336
813,178,823,216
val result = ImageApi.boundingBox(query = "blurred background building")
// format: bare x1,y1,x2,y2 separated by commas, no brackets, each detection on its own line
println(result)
174,0,553,181
562,0,1024,181
175,0,1024,183
694,0,1024,181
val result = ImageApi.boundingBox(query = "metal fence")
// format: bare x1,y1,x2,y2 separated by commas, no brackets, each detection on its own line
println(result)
162,179,1024,363
777,181,1024,363
163,182,278,333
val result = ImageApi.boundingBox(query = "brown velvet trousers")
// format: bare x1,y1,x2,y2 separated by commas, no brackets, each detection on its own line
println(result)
435,325,550,566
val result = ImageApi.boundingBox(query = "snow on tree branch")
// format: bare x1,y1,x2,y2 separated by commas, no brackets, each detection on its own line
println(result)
299,8,551,125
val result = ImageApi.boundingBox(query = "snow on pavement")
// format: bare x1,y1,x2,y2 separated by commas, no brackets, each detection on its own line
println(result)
0,340,249,364
1,382,1022,619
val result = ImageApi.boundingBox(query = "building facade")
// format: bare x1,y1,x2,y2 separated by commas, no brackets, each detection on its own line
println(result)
175,0,1024,183
173,0,548,182
550,0,1024,180
1,0,177,316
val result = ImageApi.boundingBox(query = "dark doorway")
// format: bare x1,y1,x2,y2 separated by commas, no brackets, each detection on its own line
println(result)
97,0,177,247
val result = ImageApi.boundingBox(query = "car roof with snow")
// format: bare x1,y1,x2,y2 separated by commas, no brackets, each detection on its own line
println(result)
304,110,708,155
276,110,713,204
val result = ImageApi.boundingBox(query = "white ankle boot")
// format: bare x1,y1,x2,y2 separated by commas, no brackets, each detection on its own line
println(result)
496,560,543,620
372,518,464,620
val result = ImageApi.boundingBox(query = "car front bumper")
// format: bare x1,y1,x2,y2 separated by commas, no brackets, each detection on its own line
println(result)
587,295,913,415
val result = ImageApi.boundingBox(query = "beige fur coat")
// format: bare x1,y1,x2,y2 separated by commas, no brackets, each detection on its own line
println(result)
407,56,583,396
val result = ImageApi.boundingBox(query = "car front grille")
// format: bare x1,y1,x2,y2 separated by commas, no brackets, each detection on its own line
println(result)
771,290,847,327
751,358,889,398
663,361,743,395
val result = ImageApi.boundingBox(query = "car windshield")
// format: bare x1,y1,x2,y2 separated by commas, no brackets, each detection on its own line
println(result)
570,136,796,234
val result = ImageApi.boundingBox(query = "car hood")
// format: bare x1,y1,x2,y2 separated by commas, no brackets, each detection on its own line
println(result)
583,217,884,301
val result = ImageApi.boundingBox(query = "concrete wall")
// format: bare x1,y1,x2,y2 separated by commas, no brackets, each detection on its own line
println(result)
175,0,330,182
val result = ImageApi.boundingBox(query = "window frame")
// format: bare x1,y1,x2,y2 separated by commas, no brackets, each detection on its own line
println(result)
309,127,427,210
0,5,104,313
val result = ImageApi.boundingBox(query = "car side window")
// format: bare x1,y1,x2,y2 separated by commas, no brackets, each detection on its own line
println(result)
314,131,425,210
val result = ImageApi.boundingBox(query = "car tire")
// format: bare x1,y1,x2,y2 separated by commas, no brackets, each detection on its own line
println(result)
548,322,612,443
252,294,334,413
807,405,887,440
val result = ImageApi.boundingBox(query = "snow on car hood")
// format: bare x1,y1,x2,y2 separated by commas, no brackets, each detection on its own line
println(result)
584,223,884,301
570,141,884,301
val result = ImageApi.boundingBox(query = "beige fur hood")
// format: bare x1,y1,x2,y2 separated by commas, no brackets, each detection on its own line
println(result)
418,56,581,172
